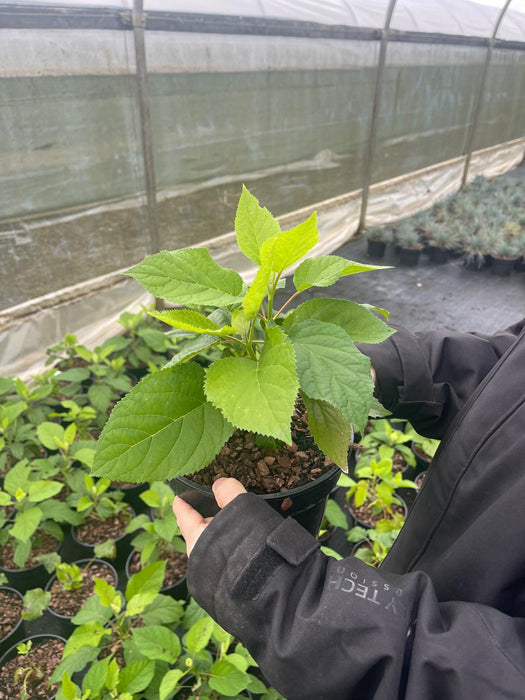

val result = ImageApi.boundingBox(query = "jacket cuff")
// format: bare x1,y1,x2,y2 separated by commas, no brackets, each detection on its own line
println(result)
187,493,319,618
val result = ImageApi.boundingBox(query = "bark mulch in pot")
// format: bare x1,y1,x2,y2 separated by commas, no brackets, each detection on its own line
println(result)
0,636,65,700
0,590,23,641
189,401,334,494
48,561,117,618
0,532,59,571
350,501,406,528
74,509,132,545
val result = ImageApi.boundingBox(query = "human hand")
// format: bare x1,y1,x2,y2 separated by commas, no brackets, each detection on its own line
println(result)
172,477,247,556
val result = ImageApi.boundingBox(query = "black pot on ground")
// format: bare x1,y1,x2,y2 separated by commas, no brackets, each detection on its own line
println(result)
399,247,421,266
427,246,449,264
491,256,517,277
0,586,25,656
67,508,135,570
366,239,387,259
172,464,342,537
0,540,61,594
0,633,67,700
349,494,408,531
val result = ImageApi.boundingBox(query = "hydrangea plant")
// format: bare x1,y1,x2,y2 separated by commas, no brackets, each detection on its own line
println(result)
92,186,394,483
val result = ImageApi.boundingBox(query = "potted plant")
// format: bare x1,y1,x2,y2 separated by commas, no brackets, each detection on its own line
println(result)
0,635,66,700
394,221,422,266
490,237,520,277
461,230,489,271
365,226,390,259
347,519,403,567
425,222,460,264
356,419,417,477
92,186,394,535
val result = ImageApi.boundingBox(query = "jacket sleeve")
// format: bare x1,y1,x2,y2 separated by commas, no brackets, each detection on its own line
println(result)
359,318,525,438
187,493,525,700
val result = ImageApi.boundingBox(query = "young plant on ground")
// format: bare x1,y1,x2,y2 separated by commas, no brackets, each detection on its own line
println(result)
93,185,394,485
358,419,416,471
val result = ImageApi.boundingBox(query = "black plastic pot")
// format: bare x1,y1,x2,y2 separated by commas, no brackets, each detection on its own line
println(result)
0,633,67,700
69,508,135,569
366,239,387,259
427,245,449,264
109,481,148,515
0,539,61,594
125,550,188,600
349,494,408,530
491,256,517,277
43,559,118,638
399,247,421,266
172,464,342,537
0,586,25,656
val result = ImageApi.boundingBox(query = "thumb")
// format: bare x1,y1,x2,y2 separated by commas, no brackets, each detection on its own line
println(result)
212,477,247,509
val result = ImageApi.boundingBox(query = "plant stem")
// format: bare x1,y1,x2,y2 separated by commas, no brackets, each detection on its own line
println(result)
274,289,302,320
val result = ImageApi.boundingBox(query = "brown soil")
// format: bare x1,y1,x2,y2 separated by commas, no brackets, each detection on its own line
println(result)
127,548,187,590
74,508,132,546
350,500,406,528
48,561,117,618
0,590,23,640
190,402,334,493
0,636,65,700
415,471,427,488
0,531,59,571
413,445,432,463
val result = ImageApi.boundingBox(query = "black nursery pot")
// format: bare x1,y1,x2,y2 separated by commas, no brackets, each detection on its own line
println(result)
366,239,387,259
0,633,67,700
0,586,25,656
125,550,188,600
399,247,421,266
0,541,60,594
68,508,135,569
172,465,342,537
427,245,449,264
491,256,516,277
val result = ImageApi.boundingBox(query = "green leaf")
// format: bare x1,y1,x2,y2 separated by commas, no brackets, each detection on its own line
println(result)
164,333,220,367
11,506,43,542
242,256,272,319
27,480,63,502
234,185,281,264
293,256,391,291
141,595,185,627
71,595,113,626
209,659,249,696
260,212,319,274
125,560,165,602
323,499,349,530
159,669,186,700
131,626,181,663
88,384,112,414
284,298,395,344
148,309,234,337
118,658,156,694
57,368,90,383
93,363,234,482
81,657,112,697
37,421,65,451
126,249,244,307
22,588,51,620
286,320,374,433
186,616,214,652
205,326,298,443
63,622,108,659
51,646,101,685
302,394,352,470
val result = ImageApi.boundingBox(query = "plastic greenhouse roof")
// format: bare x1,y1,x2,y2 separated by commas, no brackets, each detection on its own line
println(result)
4,0,525,40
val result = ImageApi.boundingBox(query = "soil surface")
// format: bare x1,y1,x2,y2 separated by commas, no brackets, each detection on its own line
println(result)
350,500,406,528
48,561,117,618
127,548,187,590
74,508,132,545
0,531,59,571
0,589,23,640
0,637,65,700
190,402,334,493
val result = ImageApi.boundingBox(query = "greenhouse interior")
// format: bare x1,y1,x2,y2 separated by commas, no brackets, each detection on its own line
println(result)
0,0,524,698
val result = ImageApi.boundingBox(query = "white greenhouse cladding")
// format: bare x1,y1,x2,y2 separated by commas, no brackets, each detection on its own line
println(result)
1,0,524,376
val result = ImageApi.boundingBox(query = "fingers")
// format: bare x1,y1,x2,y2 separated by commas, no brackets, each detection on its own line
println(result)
212,477,247,508
172,495,208,557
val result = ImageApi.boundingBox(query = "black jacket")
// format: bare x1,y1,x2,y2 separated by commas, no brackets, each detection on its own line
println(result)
187,319,525,699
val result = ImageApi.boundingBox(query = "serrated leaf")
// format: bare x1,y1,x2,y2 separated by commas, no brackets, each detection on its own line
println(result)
148,309,234,337
142,594,185,626
284,298,395,344
126,249,244,307
93,363,234,482
286,320,374,433
301,394,352,470
209,659,249,696
260,212,319,275
323,499,349,529
11,506,42,542
186,616,215,652
234,185,281,264
125,560,165,602
71,595,113,626
132,626,181,663
37,421,65,451
242,257,272,318
293,256,391,291
81,657,112,697
27,480,63,503
205,326,298,443
51,646,101,685
118,658,156,694
57,368,90,383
